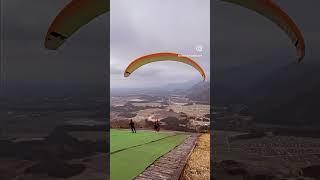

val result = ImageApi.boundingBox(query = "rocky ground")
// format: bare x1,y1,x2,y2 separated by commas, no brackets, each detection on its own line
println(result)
0,128,108,180
213,130,320,180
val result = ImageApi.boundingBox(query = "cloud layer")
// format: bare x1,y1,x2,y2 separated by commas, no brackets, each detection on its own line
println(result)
1,0,108,88
110,0,210,89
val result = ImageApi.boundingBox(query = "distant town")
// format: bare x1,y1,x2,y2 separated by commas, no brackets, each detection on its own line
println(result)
111,94,210,133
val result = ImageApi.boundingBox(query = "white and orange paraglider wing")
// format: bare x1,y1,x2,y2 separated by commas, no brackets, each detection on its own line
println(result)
45,0,109,50
222,0,305,61
124,52,206,81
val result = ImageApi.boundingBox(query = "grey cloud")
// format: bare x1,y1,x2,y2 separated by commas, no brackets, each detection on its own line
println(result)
1,0,108,89
111,0,210,89
213,0,320,70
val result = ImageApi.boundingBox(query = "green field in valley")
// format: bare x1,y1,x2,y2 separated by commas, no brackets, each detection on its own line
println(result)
110,129,188,180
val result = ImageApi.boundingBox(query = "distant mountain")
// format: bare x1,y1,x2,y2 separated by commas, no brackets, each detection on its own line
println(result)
2,82,107,99
110,79,203,96
185,81,210,103
214,62,320,126
247,63,320,126
165,79,202,92
213,60,284,105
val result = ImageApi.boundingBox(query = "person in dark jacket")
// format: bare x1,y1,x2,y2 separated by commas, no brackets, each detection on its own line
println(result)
154,120,157,131
129,119,136,133
153,120,160,132
156,120,160,132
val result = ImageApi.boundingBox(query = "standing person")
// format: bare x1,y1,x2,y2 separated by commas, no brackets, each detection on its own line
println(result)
129,119,136,133
154,121,157,132
156,120,160,132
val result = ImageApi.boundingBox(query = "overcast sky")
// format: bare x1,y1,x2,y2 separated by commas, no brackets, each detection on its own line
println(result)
1,0,108,92
110,0,210,89
213,0,320,72
1,0,319,94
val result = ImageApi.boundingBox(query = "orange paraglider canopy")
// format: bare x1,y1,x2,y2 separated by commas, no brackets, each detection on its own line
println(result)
45,0,109,50
222,0,305,61
124,52,206,81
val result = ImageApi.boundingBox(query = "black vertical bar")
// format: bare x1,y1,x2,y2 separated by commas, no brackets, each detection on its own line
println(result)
0,0,3,95
106,0,110,179
0,0,5,139
210,0,215,179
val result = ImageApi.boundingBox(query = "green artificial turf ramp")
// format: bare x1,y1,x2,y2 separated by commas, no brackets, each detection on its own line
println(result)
110,129,187,180
110,129,173,153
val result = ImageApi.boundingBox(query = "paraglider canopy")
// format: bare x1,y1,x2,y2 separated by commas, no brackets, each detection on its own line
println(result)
44,0,305,62
124,52,206,81
221,0,305,62
45,0,109,50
